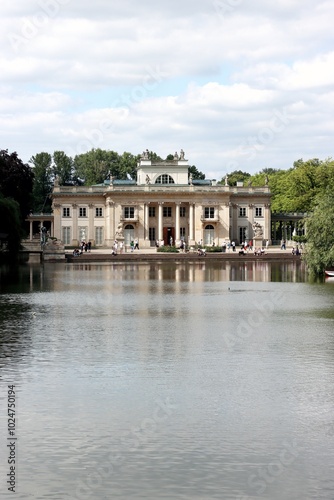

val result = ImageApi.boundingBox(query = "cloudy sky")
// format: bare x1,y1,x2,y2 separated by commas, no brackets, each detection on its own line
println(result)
1,0,334,179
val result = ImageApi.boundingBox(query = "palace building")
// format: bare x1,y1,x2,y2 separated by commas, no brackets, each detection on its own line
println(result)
50,151,271,248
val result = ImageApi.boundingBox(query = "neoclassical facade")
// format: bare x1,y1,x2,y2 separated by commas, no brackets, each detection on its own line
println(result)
51,153,271,248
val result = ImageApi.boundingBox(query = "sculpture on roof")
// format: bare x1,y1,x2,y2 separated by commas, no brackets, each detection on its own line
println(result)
180,149,185,160
141,149,149,160
224,174,228,186
174,151,179,160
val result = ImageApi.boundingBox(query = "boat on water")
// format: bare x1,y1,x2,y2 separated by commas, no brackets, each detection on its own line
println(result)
325,270,334,277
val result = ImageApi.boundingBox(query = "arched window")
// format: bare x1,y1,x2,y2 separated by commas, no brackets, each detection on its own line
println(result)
124,224,135,245
155,174,175,184
204,225,214,245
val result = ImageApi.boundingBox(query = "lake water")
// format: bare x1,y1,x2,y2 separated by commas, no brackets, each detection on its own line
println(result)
0,260,334,499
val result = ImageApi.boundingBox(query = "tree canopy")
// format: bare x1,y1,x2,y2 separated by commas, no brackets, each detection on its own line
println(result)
30,152,53,213
0,149,34,220
223,158,334,213
303,191,334,275
0,195,22,258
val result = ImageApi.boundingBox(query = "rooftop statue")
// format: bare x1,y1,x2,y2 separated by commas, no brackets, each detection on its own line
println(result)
180,149,185,160
174,151,179,160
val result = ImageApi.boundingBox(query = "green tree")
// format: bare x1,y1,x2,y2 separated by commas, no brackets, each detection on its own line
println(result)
303,191,334,275
30,152,53,212
0,195,22,259
224,170,251,186
52,151,73,185
73,149,120,185
118,152,138,180
0,149,34,220
188,165,205,180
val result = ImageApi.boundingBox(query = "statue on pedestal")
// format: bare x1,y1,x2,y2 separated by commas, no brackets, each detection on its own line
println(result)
115,221,124,238
180,149,185,160
252,221,263,238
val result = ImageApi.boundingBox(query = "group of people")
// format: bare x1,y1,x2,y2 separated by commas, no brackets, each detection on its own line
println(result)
291,245,302,256
73,240,91,256
111,240,124,255
111,238,140,254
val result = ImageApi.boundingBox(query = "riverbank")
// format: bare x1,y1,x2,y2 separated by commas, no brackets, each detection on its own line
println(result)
64,246,302,263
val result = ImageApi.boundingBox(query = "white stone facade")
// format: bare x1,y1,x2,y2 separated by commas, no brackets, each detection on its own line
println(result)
51,156,271,247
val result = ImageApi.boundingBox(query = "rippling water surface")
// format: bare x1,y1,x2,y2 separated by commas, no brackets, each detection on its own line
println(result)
0,261,334,499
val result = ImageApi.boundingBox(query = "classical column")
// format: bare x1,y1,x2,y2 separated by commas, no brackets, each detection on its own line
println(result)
175,203,180,241
29,220,33,240
52,203,61,240
158,203,163,241
264,203,271,241
231,203,238,242
88,204,94,242
105,200,114,243
189,203,194,242
144,203,149,240
248,203,254,241
72,204,78,244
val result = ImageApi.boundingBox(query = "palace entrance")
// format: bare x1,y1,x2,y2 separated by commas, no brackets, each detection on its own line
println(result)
163,227,175,246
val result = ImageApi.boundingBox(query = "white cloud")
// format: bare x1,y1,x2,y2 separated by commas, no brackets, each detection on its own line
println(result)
1,0,333,176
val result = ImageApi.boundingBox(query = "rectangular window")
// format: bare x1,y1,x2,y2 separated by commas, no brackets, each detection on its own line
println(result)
63,207,70,217
239,227,247,242
95,207,103,217
79,207,87,217
204,207,214,218
95,227,103,245
149,207,156,217
62,227,71,245
180,207,186,217
124,207,134,218
180,227,186,238
149,227,156,241
255,207,263,217
239,207,246,217
163,207,172,217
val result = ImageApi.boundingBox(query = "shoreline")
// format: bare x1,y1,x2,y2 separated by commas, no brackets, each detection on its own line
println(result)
64,248,302,263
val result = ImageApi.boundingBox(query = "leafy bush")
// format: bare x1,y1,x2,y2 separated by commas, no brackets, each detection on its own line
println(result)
204,246,222,252
157,245,179,253
292,235,307,243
